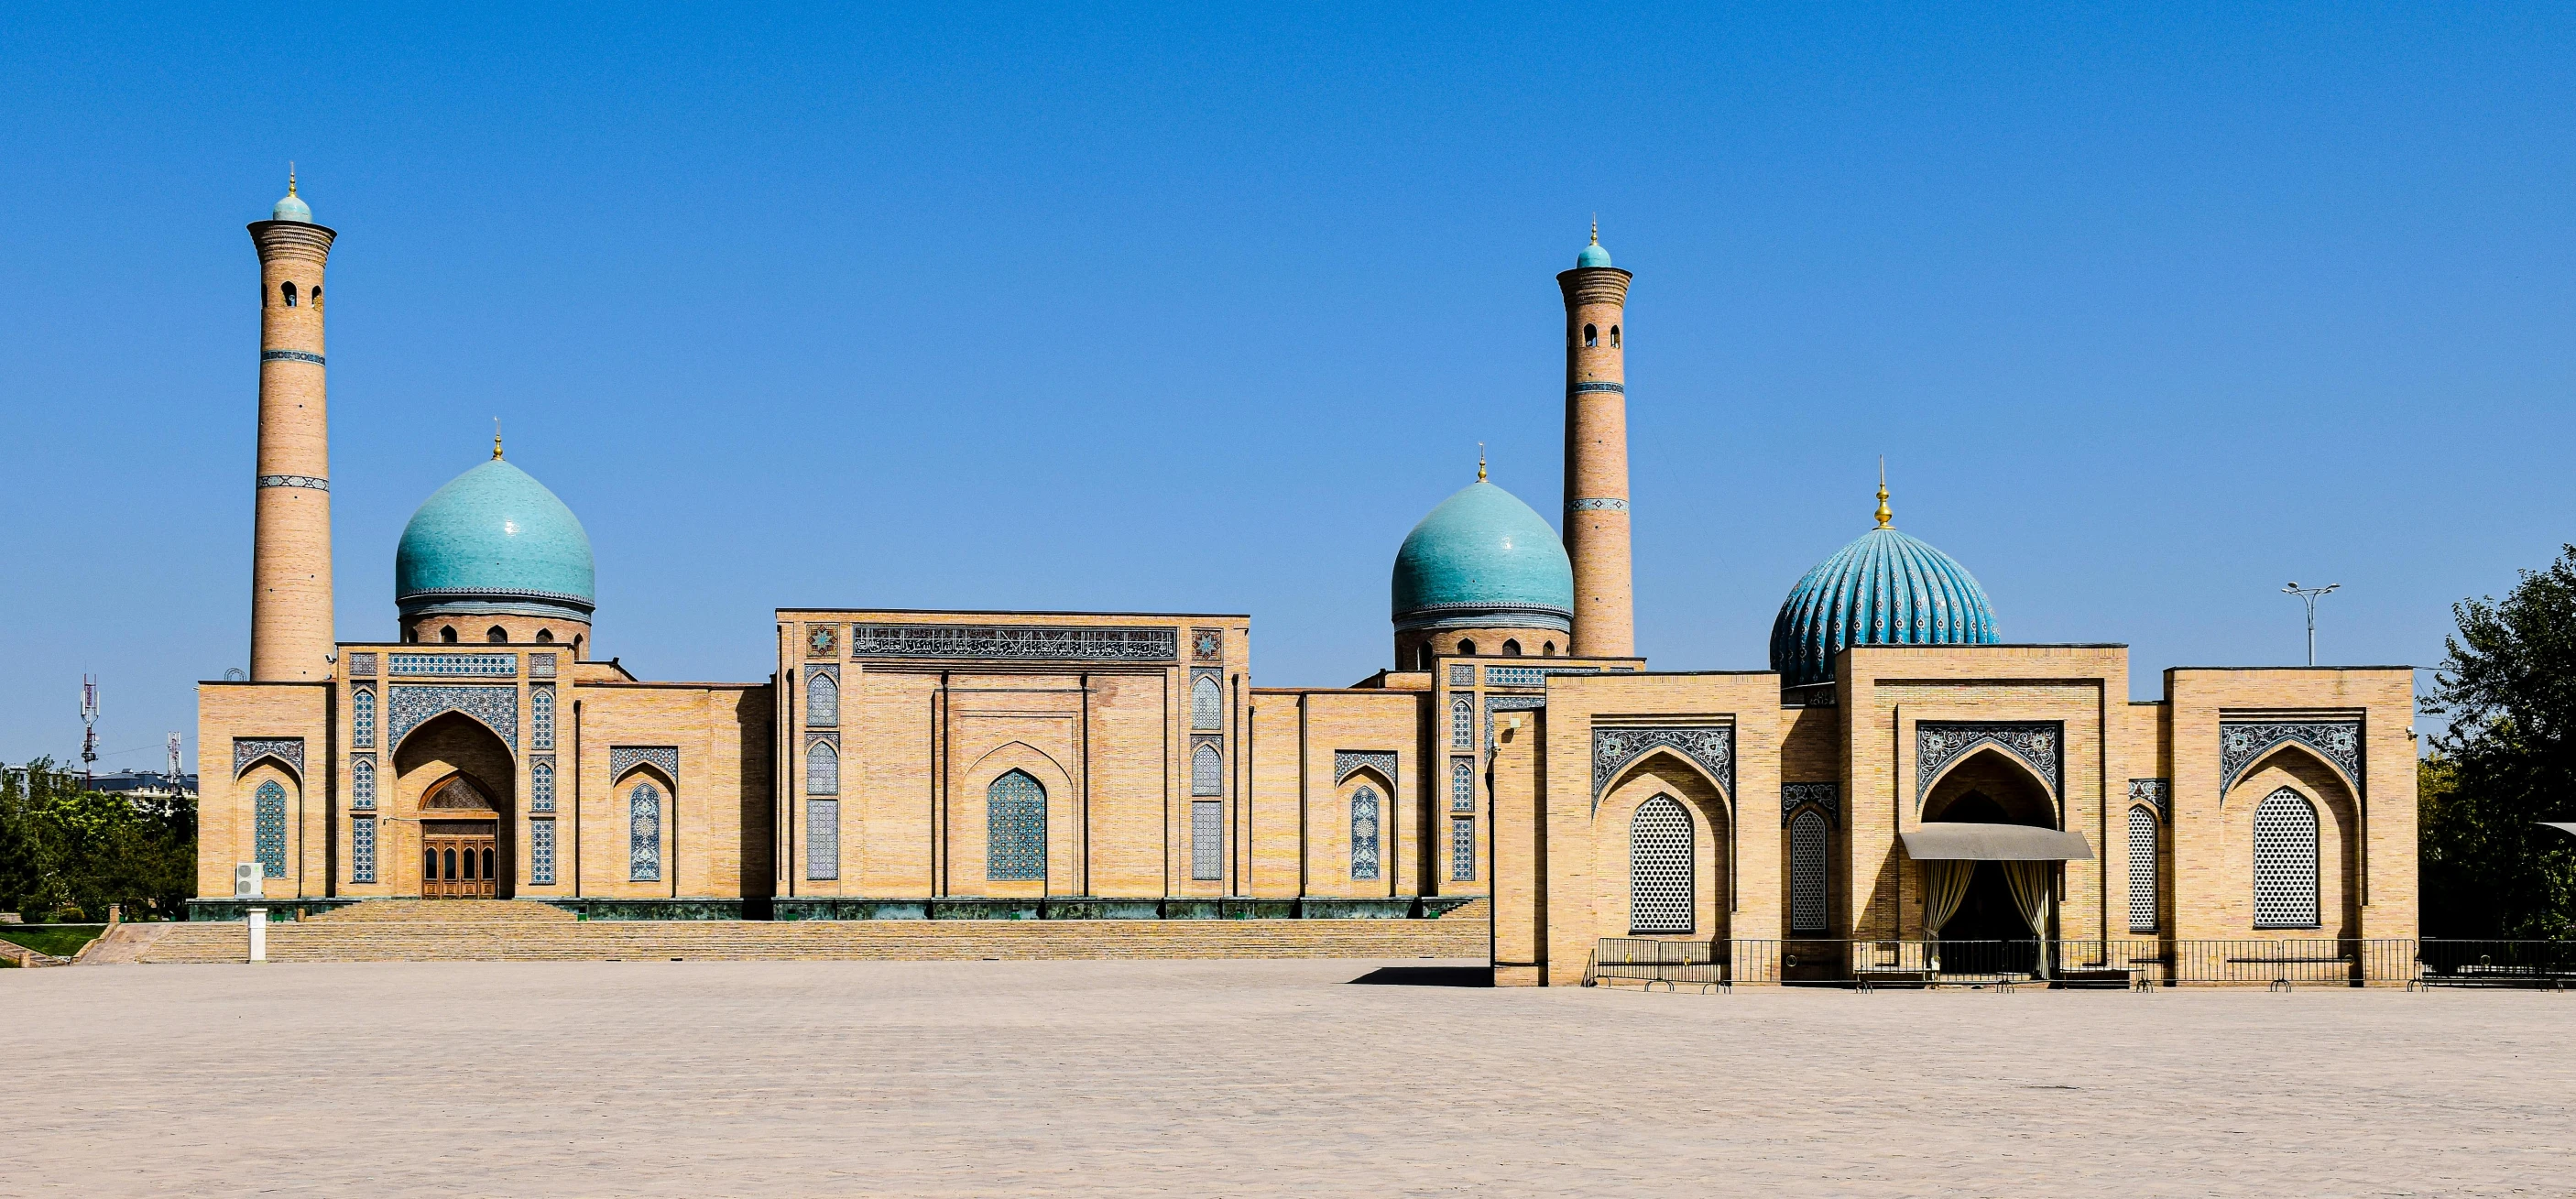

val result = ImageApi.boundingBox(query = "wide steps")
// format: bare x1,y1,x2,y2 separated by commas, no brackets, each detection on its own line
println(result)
136,916,1487,965
306,899,576,924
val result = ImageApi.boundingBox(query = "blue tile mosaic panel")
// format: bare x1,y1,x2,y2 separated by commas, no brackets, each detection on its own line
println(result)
1348,786,1381,881
530,757,554,812
807,799,839,881
806,665,839,727
388,653,518,677
1191,737,1222,798
253,780,288,878
352,685,375,748
1450,755,1475,812
531,820,557,886
987,770,1046,881
1450,815,1475,882
351,757,376,809
1191,670,1223,731
530,685,555,750
1191,800,1222,881
1450,696,1473,749
807,740,839,796
628,781,662,882
352,815,377,883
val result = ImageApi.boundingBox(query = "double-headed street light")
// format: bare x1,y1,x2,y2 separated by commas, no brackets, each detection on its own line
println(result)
2283,582,2341,667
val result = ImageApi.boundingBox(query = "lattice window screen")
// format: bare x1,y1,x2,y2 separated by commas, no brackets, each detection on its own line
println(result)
1191,673,1223,731
628,782,661,882
808,799,839,880
2128,805,2159,932
1450,696,1473,749
352,686,376,748
531,686,555,749
2253,788,2319,927
529,758,553,812
530,820,555,886
1630,795,1694,933
807,670,838,727
352,816,377,883
1790,810,1828,932
1450,816,1475,882
1192,742,1223,798
988,770,1046,881
1191,800,1223,880
352,758,377,809
1349,786,1381,881
254,780,288,878
807,740,839,796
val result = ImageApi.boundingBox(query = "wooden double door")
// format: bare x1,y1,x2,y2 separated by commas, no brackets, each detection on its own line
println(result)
422,820,499,899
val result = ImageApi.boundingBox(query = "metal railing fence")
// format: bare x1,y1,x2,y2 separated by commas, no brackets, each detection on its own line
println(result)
2416,939,2576,987
1593,937,2457,989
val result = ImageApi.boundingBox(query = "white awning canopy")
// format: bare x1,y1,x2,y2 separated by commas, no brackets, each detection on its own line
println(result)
1901,823,2095,862
2541,822,2576,839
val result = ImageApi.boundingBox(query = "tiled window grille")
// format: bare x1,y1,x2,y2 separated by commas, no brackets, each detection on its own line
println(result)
351,816,377,883
807,799,839,880
352,685,375,748
530,820,556,886
1790,810,1828,932
1191,670,1223,731
1192,739,1223,798
1450,756,1475,812
2253,788,2319,928
1191,800,1222,881
628,781,662,882
987,770,1046,881
1450,696,1473,749
530,758,555,812
1450,815,1475,882
807,668,838,726
389,653,517,677
530,685,555,750
1448,663,1474,687
530,652,556,678
1349,786,1381,881
253,780,289,878
2128,805,2159,933
1487,665,1599,689
807,740,839,796
1630,794,1693,933
347,652,377,677
352,757,377,809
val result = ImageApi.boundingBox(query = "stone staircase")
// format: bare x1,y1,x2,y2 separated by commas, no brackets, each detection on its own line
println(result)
137,898,1490,965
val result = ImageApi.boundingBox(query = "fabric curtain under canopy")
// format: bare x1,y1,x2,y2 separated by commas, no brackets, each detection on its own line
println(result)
1901,823,2094,861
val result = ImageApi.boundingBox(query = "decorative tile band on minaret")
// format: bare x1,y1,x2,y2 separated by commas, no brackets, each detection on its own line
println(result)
1557,222,1635,658
247,171,338,681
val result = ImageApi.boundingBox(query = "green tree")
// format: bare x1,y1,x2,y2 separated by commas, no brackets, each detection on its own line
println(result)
2424,546,2576,939
0,758,197,921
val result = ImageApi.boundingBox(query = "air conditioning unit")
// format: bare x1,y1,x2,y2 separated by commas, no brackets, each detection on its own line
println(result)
234,863,265,899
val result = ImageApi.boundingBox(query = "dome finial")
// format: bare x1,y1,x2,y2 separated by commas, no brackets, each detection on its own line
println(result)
493,418,504,460
288,162,297,196
1874,456,1893,529
1589,214,1599,245
1477,441,1487,483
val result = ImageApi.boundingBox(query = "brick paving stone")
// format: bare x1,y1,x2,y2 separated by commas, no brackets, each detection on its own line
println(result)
2,961,2567,1196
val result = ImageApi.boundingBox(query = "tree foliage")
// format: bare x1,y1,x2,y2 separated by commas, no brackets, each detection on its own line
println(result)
2423,546,2576,939
0,758,197,921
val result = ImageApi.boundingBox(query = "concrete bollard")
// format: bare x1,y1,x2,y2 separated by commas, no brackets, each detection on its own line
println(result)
247,908,267,963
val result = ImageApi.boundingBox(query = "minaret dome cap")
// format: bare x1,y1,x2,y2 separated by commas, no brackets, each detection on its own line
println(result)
271,169,311,223
1575,222,1612,268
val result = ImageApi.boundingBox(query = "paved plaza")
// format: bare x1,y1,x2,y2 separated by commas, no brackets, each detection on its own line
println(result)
4,960,2568,1196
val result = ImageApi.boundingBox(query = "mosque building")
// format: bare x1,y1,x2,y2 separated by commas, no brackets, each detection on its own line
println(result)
197,184,2418,984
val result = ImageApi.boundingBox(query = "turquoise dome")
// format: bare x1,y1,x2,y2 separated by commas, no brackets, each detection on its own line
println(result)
272,190,311,223
1769,522,1997,689
1576,238,1612,268
395,457,595,622
1391,480,1575,632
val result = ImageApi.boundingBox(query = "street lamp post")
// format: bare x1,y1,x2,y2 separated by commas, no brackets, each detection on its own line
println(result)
2282,582,2341,666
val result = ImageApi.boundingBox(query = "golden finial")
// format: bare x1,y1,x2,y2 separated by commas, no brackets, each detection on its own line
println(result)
289,162,298,196
1873,456,1893,529
1477,441,1488,483
492,418,504,460
1589,215,1599,245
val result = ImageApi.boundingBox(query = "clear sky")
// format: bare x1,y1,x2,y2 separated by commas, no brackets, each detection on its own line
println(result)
5,5,2571,771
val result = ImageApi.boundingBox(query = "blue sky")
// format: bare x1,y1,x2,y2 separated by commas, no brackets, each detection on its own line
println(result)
5,5,2571,770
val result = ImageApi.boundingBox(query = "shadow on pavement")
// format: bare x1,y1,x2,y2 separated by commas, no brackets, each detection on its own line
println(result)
1345,965,1492,987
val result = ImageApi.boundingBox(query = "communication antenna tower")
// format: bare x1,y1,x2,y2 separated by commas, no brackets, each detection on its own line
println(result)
80,676,100,786
168,732,184,786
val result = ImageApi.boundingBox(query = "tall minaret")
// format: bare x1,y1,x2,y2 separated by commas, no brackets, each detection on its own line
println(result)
246,171,337,681
1558,222,1634,657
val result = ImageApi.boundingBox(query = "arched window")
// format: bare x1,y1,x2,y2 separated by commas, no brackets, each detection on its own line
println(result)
1191,674,1223,731
808,671,838,726
987,769,1046,881
486,626,508,644
281,281,297,307
1450,696,1473,749
352,685,376,747
352,815,377,883
535,629,553,644
1790,810,1828,933
1457,638,1478,656
1583,322,1598,347
1415,644,1434,670
1349,785,1381,881
482,847,495,880
404,627,418,643
530,758,554,811
530,686,555,749
1609,324,1620,348
2252,788,2319,928
1630,794,1693,933
572,636,584,658
253,779,289,878
1501,639,1522,657
440,626,458,643
352,758,377,809
444,847,458,879
310,286,320,308
2127,806,2159,933
807,740,838,796
628,780,662,882
1192,742,1223,797
462,845,477,880
1543,641,1555,656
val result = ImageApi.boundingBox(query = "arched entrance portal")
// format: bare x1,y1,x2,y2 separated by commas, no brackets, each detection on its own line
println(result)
1919,748,2060,975
395,712,518,899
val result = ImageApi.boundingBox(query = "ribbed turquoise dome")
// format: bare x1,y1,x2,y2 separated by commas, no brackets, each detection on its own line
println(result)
395,458,595,622
271,190,311,223
1769,524,1998,688
1576,238,1613,268
1391,480,1575,632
